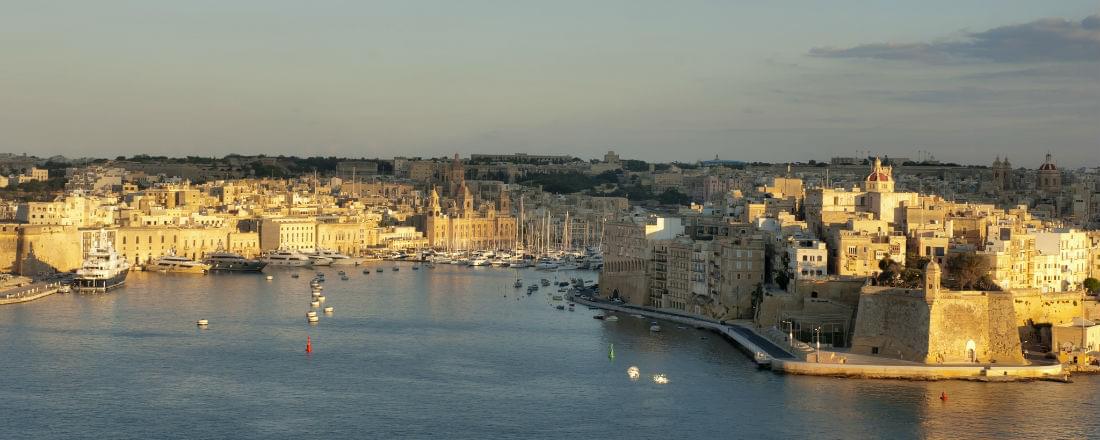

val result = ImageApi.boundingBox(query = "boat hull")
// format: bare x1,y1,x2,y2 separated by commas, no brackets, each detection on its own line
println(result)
208,260,268,272
74,270,129,293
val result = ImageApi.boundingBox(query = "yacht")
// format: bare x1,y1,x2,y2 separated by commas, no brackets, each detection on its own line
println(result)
311,249,355,266
261,250,313,267
468,257,489,266
308,254,333,266
204,251,267,272
535,257,559,270
146,253,211,274
74,232,130,292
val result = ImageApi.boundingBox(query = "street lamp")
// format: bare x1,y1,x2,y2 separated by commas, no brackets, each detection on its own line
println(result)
815,326,822,351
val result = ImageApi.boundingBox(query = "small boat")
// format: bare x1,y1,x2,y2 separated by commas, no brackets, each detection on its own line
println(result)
317,295,326,302
552,295,563,301
58,284,72,294
308,315,319,323
306,311,317,318
323,306,334,313
265,275,274,280
376,268,384,273
513,279,523,288
341,275,349,281
310,300,320,307
196,319,209,326
540,279,551,286
412,265,420,270
555,305,565,310
650,325,662,332
316,272,325,277
363,269,370,274
392,267,399,271
605,315,619,322
593,315,605,320
311,290,321,297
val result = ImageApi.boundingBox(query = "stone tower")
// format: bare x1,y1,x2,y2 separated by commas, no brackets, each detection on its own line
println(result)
991,156,1005,192
923,259,941,301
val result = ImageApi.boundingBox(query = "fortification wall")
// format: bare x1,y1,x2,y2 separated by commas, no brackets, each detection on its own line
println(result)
850,288,931,362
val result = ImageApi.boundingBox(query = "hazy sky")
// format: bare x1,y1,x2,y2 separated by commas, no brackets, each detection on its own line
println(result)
2,1,1098,166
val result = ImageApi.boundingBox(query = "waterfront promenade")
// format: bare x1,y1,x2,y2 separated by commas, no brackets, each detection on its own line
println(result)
0,277,68,305
568,295,794,365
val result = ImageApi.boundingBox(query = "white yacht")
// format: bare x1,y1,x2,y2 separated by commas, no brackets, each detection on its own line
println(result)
146,253,211,274
311,249,355,266
308,255,334,266
261,250,313,267
74,231,131,292
535,257,559,270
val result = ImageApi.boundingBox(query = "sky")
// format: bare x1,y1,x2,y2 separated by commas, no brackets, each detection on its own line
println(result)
1,1,1098,166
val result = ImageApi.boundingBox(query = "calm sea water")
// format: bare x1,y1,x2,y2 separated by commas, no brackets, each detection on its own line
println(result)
1,264,1097,439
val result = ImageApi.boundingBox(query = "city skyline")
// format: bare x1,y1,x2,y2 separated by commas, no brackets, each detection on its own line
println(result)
2,2,1098,164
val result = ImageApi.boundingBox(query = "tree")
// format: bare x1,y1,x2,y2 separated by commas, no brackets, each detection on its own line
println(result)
775,271,790,290
944,252,992,290
1084,278,1100,294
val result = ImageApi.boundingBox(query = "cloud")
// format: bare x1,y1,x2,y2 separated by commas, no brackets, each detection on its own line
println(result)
810,14,1100,63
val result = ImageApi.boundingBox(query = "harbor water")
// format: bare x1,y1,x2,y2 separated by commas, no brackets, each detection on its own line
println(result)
1,264,1097,439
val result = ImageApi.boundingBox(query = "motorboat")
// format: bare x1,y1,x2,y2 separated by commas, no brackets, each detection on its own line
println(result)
468,257,489,266
650,325,662,332
540,279,551,287
203,251,267,272
604,315,619,322
535,258,559,270
196,319,209,326
312,249,356,265
323,306,334,313
146,253,210,274
308,255,334,267
261,250,312,267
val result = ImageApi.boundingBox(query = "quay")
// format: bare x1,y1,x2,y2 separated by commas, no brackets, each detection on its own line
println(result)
0,278,69,305
571,294,1067,382
569,295,795,366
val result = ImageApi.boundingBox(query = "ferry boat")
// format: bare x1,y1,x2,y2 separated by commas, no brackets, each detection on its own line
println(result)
261,250,313,267
74,232,130,292
204,251,267,272
145,253,211,274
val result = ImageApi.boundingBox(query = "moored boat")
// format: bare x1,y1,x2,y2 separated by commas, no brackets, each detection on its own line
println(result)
74,231,130,293
204,251,267,272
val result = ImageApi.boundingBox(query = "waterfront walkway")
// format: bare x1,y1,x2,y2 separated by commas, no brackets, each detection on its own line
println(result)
0,277,69,305
569,295,795,365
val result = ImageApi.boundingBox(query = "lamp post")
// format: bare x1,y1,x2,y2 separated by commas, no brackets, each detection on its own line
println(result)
815,326,822,351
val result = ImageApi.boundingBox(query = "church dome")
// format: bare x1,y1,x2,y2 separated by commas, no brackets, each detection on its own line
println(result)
1039,153,1057,171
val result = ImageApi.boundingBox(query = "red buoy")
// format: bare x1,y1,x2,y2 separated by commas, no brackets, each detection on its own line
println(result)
940,391,947,401
306,336,313,353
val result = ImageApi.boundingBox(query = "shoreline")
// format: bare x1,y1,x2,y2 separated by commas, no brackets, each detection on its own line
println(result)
572,294,1069,383
0,283,63,305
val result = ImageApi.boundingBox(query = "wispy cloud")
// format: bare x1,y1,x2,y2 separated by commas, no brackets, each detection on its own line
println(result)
810,14,1100,63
